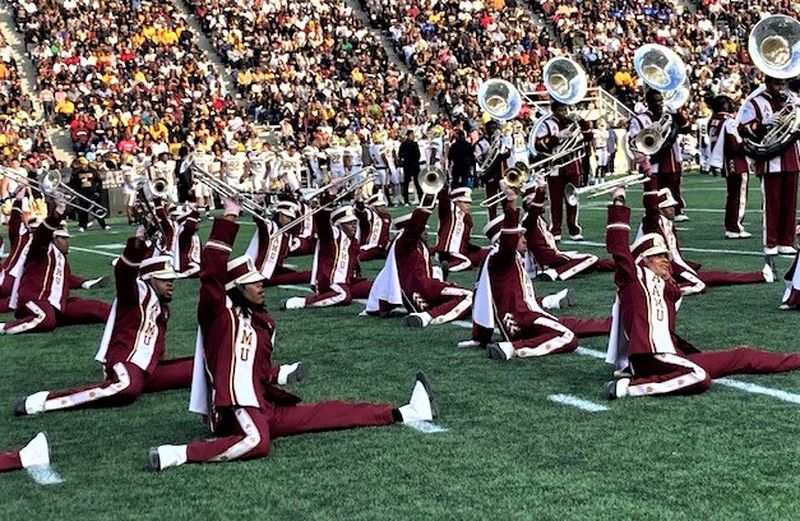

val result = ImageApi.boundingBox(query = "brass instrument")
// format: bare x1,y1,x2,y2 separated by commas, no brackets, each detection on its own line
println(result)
417,166,446,209
740,15,800,158
564,173,649,206
476,78,523,174
480,163,529,207
10,169,110,219
190,164,271,222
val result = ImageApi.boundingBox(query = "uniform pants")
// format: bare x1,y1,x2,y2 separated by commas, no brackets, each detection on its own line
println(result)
627,348,800,397
657,170,686,215
37,358,192,412
724,171,748,234
784,253,800,308
507,314,577,357
3,297,111,335
0,274,13,298
186,401,395,464
485,178,500,220
358,246,388,263
404,286,472,325
761,173,798,249
560,316,612,337
439,245,487,272
0,450,22,472
264,267,311,287
676,268,765,295
77,206,108,230
0,297,9,314
547,173,581,237
305,279,373,308
548,254,614,280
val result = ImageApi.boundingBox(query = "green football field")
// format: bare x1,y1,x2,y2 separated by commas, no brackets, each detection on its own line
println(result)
1,174,799,520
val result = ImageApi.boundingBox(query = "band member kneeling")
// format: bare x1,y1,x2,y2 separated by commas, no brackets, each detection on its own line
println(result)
14,229,192,415
604,191,800,398
148,199,440,470
469,189,610,361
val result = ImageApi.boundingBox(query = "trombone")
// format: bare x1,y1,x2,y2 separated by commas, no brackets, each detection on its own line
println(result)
564,173,649,206
417,166,446,209
274,171,374,236
481,162,529,207
3,168,109,219
190,164,271,222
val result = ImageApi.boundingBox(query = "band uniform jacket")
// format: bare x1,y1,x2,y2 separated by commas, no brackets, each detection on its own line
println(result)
628,110,688,174
311,207,361,292
534,114,582,177
738,90,800,175
707,112,748,176
355,203,391,252
606,205,698,356
200,219,299,410
434,190,472,256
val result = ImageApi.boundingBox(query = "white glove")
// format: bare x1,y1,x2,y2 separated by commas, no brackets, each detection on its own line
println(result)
277,361,309,385
81,277,108,289
558,129,572,139
222,197,241,217
764,114,779,126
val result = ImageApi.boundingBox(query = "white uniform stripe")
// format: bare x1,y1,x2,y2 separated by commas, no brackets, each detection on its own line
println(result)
627,353,707,396
44,363,132,411
212,408,261,462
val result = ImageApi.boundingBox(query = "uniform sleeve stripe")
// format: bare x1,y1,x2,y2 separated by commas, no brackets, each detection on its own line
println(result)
606,223,630,230
206,240,232,252
119,254,140,267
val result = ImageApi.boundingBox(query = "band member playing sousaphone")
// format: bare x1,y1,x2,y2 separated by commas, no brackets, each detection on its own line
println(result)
476,79,520,220
737,15,800,257
530,57,589,241
628,44,691,221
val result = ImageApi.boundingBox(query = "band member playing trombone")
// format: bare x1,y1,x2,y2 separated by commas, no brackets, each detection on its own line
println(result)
470,188,610,361
365,193,473,328
149,200,439,471
533,100,585,241
639,181,773,296
282,192,373,310
356,192,392,262
245,201,311,286
523,182,614,281
14,228,192,415
434,187,487,272
1,195,110,335
708,95,752,239
604,189,800,399
738,75,799,255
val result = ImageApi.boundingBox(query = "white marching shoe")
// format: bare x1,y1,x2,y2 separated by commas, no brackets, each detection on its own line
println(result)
398,372,439,422
14,391,48,416
487,342,515,361
149,445,188,471
405,312,432,328
281,297,307,310
604,378,630,400
762,262,776,283
778,245,798,255
541,289,575,310
277,362,309,385
19,432,51,469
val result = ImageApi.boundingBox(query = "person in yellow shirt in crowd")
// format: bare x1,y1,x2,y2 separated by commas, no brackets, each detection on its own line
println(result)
149,119,169,142
54,98,75,125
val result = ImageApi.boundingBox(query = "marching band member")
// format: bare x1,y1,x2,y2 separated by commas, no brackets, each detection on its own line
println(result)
533,100,584,240
1,196,110,335
469,189,610,361
738,76,799,255
0,433,50,474
282,196,372,310
708,95,751,239
434,187,487,272
783,235,800,310
604,190,800,399
173,205,201,278
522,183,614,281
478,120,509,220
640,182,772,296
0,194,34,308
288,194,317,257
244,201,311,286
356,192,392,262
628,89,691,221
365,194,473,328
149,200,439,471
14,229,192,415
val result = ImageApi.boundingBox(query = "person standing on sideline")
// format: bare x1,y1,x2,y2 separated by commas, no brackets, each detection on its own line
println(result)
398,130,421,205
448,130,474,188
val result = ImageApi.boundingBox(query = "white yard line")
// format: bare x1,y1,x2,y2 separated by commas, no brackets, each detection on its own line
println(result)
70,246,119,258
94,243,126,250
26,465,64,486
559,239,776,258
547,394,608,412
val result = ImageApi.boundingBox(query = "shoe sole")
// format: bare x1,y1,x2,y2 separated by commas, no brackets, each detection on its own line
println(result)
13,397,28,416
562,289,576,308
148,448,161,471
405,316,423,328
414,371,439,420
486,345,508,361
286,362,310,384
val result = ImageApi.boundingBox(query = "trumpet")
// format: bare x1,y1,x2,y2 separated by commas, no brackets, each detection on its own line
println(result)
564,174,649,206
190,164,271,222
275,171,375,236
480,162,529,207
7,169,110,219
